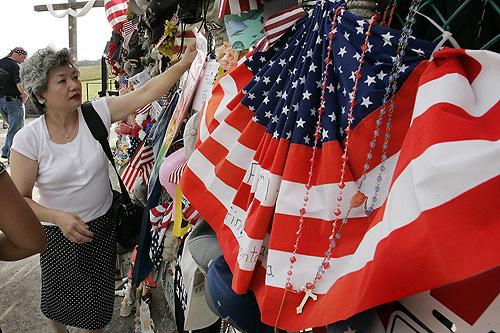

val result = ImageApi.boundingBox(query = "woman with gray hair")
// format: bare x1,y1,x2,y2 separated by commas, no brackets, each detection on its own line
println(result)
9,44,197,333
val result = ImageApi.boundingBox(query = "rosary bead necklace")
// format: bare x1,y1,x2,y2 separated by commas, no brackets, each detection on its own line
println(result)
287,0,423,315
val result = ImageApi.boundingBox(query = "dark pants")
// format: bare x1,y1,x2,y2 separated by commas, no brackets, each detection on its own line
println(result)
0,96,24,158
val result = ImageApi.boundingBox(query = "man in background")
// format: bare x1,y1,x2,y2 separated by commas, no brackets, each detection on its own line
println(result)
0,47,27,160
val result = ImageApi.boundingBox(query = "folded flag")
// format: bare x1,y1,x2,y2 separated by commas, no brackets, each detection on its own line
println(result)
182,1,499,330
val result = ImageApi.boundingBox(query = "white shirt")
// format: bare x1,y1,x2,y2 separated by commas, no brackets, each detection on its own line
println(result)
12,98,113,225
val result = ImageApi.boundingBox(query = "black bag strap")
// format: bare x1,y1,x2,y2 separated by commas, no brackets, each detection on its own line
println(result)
81,102,133,207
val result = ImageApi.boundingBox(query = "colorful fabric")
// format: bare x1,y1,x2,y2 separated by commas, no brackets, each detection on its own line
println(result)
149,30,208,194
181,1,499,330
104,0,128,32
121,20,138,37
137,103,153,115
149,202,174,268
168,161,188,184
255,5,305,51
182,201,202,225
225,10,264,51
166,161,203,225
122,141,154,191
217,0,264,19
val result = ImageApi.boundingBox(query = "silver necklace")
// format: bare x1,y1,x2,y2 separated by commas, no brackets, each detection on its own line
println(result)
47,113,76,140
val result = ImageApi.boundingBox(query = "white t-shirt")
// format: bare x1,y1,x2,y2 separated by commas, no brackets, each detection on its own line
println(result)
12,98,113,226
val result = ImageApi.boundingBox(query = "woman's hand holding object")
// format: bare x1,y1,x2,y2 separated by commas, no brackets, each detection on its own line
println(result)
55,212,94,244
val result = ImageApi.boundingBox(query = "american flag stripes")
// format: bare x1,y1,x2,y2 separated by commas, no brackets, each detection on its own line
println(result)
136,102,153,115
122,141,155,191
182,198,203,224
150,202,173,229
181,1,500,330
118,78,128,90
196,52,254,146
175,30,196,53
170,30,197,64
104,0,128,32
149,202,174,268
168,161,188,184
140,144,154,186
121,20,138,38
217,0,264,19
255,5,305,51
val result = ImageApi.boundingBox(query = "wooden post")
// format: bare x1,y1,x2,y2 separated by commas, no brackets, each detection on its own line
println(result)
68,0,78,59
34,1,105,60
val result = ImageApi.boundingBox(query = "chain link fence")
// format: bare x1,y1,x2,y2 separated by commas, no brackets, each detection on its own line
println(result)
389,0,499,51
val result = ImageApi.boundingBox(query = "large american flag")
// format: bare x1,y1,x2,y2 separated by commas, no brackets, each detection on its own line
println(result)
181,1,500,330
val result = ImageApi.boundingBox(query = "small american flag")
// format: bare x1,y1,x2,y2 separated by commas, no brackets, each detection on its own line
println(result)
118,78,128,90
140,144,154,186
170,30,197,64
182,198,202,224
168,161,188,184
217,0,264,19
149,201,174,268
136,103,153,115
255,5,305,51
121,20,138,38
104,0,128,32
122,141,155,191
181,1,499,330
150,202,173,229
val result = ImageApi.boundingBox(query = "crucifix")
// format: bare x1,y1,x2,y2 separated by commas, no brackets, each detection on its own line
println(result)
296,287,318,314
34,0,105,60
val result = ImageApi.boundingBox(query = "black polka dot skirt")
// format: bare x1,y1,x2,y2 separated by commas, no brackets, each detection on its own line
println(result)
40,211,117,330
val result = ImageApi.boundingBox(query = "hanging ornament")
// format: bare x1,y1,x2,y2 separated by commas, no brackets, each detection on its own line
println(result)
46,0,98,18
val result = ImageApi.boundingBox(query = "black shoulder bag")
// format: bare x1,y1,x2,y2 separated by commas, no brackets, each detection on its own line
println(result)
81,102,143,250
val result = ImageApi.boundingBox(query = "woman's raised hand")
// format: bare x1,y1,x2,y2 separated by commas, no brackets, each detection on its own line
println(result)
178,43,198,70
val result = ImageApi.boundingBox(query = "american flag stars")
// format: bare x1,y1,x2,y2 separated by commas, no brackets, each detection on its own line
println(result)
237,2,434,147
360,96,373,108
364,75,376,86
381,31,394,46
297,118,306,128
376,70,387,80
338,46,347,57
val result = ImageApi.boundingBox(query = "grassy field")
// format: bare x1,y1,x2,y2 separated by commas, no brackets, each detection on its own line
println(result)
79,64,101,81
79,64,115,101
